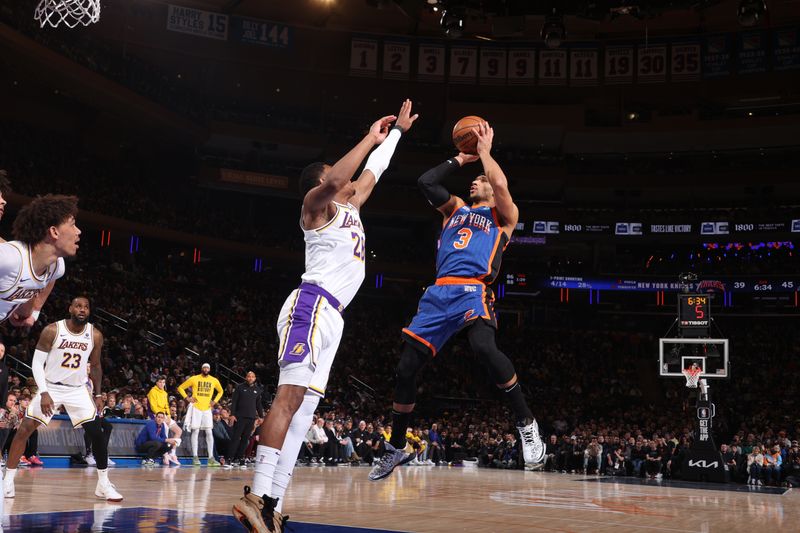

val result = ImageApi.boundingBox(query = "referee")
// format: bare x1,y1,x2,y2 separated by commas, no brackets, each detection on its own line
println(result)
229,371,264,467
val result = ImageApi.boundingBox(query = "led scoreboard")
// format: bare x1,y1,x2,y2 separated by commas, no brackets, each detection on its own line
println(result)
679,294,710,329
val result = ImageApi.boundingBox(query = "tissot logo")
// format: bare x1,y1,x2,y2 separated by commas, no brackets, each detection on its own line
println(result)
688,459,719,468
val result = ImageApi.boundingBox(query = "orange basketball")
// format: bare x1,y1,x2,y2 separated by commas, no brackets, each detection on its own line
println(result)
452,115,484,155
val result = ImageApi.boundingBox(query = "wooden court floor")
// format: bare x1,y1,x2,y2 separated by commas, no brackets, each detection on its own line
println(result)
2,465,796,532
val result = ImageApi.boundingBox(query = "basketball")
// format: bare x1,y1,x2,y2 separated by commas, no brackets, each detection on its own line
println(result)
452,115,484,155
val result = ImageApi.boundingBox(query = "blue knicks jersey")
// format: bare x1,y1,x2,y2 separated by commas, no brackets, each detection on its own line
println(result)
436,205,509,283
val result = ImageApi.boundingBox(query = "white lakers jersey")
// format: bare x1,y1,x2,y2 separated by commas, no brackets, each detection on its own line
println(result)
300,202,366,308
0,241,65,322
46,320,94,386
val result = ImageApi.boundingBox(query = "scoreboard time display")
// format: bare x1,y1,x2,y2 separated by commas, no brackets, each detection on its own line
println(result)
679,294,710,329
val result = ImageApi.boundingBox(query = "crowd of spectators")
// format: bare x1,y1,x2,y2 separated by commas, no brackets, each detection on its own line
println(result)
0,246,794,483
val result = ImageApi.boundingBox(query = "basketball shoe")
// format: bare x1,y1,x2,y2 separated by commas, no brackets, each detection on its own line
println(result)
95,479,123,502
517,418,545,466
3,477,14,498
368,442,415,481
232,486,288,533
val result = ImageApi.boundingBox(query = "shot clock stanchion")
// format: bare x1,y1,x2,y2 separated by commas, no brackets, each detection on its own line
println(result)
659,273,729,483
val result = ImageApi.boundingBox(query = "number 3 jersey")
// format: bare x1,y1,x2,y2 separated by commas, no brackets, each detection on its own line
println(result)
436,204,509,284
300,201,366,309
46,320,94,386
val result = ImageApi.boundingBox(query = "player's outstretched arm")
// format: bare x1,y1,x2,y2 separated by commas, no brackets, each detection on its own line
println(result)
89,328,104,411
351,99,418,210
303,114,396,215
475,122,519,234
418,153,476,219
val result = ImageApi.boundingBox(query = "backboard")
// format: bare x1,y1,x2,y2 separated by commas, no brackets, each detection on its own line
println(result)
659,338,729,378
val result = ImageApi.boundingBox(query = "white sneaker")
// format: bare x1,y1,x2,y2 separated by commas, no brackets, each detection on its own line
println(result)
517,418,546,466
95,480,123,502
107,458,115,466
86,454,96,467
3,480,14,498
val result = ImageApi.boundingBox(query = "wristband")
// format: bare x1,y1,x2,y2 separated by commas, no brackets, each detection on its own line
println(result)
94,394,103,398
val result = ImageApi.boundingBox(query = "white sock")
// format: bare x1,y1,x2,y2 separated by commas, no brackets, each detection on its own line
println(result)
4,469,16,484
252,445,280,498
205,429,215,459
97,468,108,483
191,430,199,457
272,393,320,513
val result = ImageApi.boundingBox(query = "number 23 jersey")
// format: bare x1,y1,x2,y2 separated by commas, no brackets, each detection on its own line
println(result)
46,320,94,386
436,205,509,284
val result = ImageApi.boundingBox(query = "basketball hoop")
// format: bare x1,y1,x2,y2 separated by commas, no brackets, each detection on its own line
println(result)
34,0,101,28
682,366,702,388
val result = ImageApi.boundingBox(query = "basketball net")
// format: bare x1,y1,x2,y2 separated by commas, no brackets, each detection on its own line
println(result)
682,367,702,388
34,0,101,28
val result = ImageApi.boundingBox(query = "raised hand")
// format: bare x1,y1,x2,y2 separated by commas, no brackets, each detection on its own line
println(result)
394,99,419,133
475,122,494,156
369,114,397,144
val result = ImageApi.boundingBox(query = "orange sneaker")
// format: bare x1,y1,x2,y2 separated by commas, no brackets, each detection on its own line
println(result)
19,456,30,467
29,455,44,466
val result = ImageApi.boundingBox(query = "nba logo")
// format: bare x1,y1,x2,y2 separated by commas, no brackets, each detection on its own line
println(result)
697,407,710,419
290,343,306,356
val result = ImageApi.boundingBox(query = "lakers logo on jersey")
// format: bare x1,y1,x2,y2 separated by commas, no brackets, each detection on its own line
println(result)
290,343,307,356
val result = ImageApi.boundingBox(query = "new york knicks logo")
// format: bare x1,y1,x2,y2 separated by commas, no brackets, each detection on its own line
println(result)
290,343,306,356
464,310,475,321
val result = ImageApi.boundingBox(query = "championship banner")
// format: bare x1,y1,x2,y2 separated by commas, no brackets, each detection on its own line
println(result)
230,17,291,48
569,47,598,86
773,28,800,71
167,4,228,41
737,31,767,74
637,44,667,83
507,48,536,85
449,45,478,84
479,47,507,85
604,45,634,84
538,49,567,85
382,40,410,79
671,41,701,81
703,34,732,78
350,37,378,77
417,43,446,82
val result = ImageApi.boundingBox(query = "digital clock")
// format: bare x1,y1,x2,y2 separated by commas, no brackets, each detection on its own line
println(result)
679,294,710,329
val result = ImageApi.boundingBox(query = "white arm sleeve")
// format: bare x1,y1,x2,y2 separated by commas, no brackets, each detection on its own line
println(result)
364,127,402,183
32,349,49,394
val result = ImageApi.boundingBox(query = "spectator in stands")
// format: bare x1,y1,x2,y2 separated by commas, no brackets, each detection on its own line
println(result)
211,410,232,466
350,420,375,465
645,441,663,479
584,436,602,474
747,445,764,485
557,435,573,473
135,412,176,466
764,445,782,485
544,435,559,472
306,416,327,463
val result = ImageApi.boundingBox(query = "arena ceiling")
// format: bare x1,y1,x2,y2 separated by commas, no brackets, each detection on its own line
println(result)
180,0,799,41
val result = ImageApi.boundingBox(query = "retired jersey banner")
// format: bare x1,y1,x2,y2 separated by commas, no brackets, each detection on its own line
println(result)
449,46,478,83
773,28,800,71
167,4,228,40
569,47,598,86
383,41,410,79
738,31,767,74
703,34,732,78
670,42,701,81
350,37,378,77
637,45,667,83
479,47,507,85
418,43,446,82
538,50,567,85
604,46,634,84
230,17,291,48
507,49,536,85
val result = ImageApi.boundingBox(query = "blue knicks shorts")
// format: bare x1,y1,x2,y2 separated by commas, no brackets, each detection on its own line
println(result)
402,277,496,356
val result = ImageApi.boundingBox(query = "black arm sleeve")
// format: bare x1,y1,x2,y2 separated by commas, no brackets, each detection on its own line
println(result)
417,158,459,208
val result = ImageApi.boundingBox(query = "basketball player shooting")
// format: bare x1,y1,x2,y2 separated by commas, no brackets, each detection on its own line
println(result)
370,122,545,482
4,296,123,502
232,100,418,533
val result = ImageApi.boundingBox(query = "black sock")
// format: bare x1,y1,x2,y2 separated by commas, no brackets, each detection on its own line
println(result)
389,410,412,449
504,382,534,425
